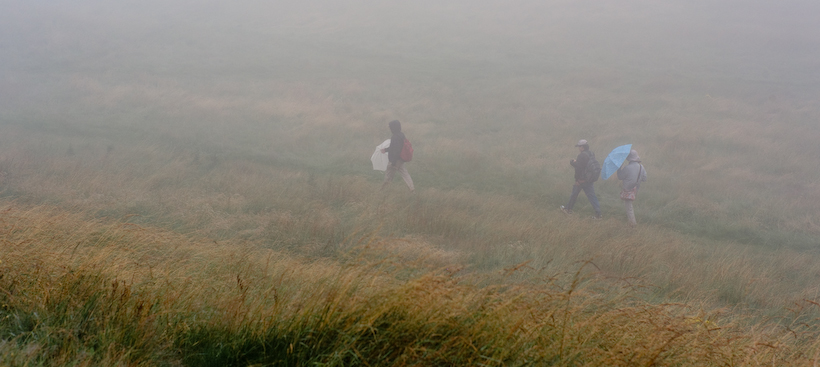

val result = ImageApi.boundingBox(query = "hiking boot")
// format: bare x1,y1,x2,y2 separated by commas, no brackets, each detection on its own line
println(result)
560,206,573,215
592,214,602,220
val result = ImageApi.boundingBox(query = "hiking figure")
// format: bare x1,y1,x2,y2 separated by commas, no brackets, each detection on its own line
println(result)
380,120,415,192
561,139,602,218
617,149,647,227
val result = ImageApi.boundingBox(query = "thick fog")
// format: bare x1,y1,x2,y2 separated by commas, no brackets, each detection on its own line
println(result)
2,0,819,85
2,0,819,164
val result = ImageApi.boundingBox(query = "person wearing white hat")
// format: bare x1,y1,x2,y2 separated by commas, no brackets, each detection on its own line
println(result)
617,149,647,227
561,139,602,218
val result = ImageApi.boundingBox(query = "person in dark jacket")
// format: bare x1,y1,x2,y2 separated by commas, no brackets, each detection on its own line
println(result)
561,139,601,218
380,120,414,192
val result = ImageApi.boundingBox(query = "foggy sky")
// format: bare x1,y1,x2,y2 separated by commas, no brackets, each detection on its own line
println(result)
2,0,819,85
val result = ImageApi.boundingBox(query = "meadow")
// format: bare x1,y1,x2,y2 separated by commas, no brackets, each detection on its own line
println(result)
2,0,820,365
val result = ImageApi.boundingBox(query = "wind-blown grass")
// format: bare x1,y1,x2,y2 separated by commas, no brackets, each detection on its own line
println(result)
2,203,819,366
1,128,820,316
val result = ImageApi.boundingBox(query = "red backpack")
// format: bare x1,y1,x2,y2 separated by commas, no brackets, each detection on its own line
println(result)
400,138,413,162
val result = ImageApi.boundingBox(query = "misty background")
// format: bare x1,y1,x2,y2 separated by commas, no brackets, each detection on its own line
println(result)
4,0,818,125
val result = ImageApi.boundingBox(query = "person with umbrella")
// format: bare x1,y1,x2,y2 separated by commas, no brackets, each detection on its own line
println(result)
380,120,414,192
561,139,602,219
617,149,647,227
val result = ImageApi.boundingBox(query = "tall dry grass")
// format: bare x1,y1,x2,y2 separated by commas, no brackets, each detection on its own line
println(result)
1,123,820,317
2,203,820,366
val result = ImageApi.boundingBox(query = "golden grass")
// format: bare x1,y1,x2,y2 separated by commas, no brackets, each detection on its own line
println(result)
1,129,819,317
2,203,820,365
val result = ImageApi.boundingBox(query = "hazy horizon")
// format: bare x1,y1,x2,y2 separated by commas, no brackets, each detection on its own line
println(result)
3,1,819,82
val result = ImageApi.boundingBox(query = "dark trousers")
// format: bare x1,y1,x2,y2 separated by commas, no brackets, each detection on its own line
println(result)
566,182,601,216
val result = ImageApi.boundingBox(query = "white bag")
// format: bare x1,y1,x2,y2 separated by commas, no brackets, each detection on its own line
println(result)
371,139,391,171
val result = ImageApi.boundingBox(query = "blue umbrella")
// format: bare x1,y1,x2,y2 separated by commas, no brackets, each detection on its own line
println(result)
601,144,632,180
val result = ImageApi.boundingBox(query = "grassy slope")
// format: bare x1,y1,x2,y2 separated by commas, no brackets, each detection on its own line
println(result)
2,204,818,365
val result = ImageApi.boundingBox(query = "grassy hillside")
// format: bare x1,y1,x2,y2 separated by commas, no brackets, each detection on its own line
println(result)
2,204,819,365
2,0,820,365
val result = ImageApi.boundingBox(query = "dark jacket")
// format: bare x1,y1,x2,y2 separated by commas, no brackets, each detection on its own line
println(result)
387,120,406,164
570,149,591,182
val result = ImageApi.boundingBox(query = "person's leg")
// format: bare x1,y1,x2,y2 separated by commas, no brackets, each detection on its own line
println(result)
382,163,397,189
566,184,582,211
624,199,636,226
395,160,414,192
582,183,602,217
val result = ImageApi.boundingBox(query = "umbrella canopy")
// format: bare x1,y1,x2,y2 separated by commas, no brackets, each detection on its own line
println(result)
601,144,632,180
371,139,391,171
